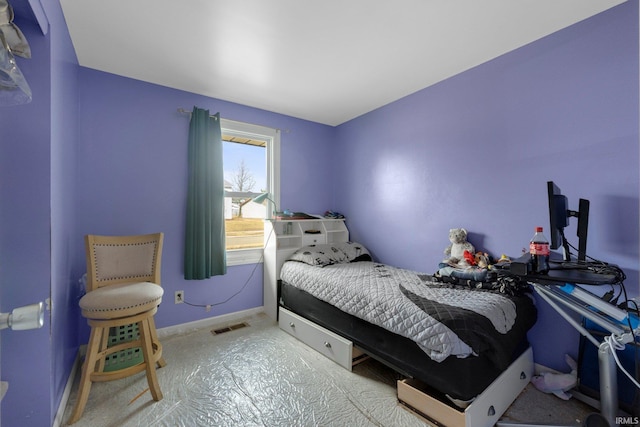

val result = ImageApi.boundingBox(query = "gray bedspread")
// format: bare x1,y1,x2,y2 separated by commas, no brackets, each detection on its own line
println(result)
280,260,520,362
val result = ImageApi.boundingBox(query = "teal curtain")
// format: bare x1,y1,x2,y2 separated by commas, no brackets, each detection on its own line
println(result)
184,107,227,279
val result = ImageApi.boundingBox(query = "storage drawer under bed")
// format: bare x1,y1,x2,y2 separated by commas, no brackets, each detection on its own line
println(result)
278,307,366,370
397,346,533,427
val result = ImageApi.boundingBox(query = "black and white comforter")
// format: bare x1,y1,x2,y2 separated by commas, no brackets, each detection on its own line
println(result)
280,260,529,364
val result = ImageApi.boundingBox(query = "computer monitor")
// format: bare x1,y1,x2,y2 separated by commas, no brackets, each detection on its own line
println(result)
547,181,590,262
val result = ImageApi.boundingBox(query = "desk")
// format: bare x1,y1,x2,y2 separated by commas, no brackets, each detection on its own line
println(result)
525,268,617,286
507,259,634,427
510,254,619,286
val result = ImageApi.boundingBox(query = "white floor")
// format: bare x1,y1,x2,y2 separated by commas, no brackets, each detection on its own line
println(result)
62,313,594,427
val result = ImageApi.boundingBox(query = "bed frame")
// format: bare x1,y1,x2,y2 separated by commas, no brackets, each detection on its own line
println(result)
279,278,535,427
268,220,535,427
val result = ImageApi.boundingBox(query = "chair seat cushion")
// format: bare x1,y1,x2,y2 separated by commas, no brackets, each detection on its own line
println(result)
80,282,163,319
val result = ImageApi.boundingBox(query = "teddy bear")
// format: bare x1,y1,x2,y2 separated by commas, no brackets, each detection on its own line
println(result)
443,228,475,267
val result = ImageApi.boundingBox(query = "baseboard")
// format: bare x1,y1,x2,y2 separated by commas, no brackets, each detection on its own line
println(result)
156,307,266,338
56,307,267,425
53,350,83,427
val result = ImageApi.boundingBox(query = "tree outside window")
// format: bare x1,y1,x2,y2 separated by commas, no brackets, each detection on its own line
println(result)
220,119,280,265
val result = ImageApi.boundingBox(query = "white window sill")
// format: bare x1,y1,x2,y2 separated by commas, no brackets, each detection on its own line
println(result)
226,248,264,266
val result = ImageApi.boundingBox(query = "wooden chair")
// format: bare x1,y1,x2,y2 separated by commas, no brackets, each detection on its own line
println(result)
69,233,167,424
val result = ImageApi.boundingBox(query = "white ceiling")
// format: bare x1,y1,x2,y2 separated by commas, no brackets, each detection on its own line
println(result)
59,0,625,126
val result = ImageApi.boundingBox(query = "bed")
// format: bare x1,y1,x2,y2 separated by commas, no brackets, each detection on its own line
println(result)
277,241,538,424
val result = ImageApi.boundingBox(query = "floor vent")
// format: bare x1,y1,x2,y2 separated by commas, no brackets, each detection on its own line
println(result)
211,322,249,335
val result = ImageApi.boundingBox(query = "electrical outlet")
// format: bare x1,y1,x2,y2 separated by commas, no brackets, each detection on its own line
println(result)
175,290,184,304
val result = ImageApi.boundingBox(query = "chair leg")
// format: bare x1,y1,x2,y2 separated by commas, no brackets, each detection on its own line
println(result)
96,325,111,373
148,315,167,368
139,319,163,401
68,326,103,424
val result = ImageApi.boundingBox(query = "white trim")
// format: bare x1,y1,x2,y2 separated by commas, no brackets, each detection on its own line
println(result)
53,351,83,427
56,308,267,425
220,118,281,215
226,248,264,266
157,306,266,338
266,128,281,218
221,118,280,264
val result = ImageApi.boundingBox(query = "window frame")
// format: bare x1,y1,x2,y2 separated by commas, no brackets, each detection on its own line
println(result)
221,118,280,266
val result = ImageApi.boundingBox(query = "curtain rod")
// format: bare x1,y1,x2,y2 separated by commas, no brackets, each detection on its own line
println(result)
177,108,217,120
177,108,287,133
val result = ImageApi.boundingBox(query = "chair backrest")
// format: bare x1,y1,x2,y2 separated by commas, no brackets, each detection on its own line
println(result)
85,233,164,292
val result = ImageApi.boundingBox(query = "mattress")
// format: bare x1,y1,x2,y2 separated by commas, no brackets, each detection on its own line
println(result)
280,260,537,400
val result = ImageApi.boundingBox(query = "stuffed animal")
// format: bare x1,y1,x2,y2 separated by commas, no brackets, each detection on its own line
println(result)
463,250,476,266
497,254,510,263
531,354,578,400
444,228,475,267
474,251,490,269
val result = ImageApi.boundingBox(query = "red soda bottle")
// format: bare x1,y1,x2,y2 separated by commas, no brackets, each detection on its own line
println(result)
530,226,550,274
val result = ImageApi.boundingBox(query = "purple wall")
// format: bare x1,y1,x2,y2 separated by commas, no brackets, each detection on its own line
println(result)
47,0,80,422
0,0,78,425
0,1,637,425
75,69,337,333
0,8,54,427
335,2,639,370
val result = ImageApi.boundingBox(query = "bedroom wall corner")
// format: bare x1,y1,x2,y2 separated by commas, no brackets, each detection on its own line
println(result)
333,1,639,372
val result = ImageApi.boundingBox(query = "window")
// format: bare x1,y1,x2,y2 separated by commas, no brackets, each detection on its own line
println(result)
221,118,280,266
